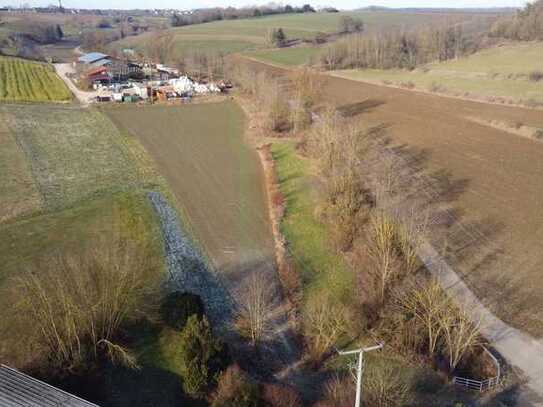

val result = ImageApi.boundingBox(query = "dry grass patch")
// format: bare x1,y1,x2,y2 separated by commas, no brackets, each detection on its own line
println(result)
467,116,543,142
1,104,144,211
0,117,42,222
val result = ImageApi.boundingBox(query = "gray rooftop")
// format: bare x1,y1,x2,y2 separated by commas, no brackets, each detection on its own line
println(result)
0,365,99,407
78,52,109,64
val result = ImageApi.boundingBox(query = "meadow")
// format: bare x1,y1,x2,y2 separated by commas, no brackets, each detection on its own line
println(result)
111,10,481,62
0,56,71,102
331,42,543,106
245,46,322,66
0,104,145,211
0,103,167,373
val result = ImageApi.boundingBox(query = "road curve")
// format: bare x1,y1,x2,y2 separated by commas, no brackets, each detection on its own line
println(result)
54,63,98,106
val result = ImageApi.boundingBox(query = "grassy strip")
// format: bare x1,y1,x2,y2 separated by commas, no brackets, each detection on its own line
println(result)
330,43,543,106
0,115,42,222
245,47,322,67
270,140,353,304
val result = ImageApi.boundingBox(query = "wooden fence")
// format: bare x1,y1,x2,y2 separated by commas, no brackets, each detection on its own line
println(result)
452,346,500,392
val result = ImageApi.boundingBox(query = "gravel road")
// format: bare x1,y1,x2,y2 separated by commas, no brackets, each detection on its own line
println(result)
54,63,98,107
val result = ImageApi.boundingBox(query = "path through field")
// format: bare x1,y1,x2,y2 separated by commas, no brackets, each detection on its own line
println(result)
54,63,98,106
235,56,543,403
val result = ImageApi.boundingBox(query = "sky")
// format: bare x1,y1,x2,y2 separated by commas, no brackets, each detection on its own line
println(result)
2,0,529,11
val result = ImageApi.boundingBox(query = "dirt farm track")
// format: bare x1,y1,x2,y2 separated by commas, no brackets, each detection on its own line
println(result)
236,56,543,337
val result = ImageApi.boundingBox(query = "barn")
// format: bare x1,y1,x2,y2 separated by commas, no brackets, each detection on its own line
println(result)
78,52,110,66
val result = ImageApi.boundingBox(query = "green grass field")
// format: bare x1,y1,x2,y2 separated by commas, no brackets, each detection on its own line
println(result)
117,33,260,61
0,103,167,368
271,141,353,303
0,104,146,211
331,42,543,106
245,46,323,66
0,56,71,102
112,11,476,62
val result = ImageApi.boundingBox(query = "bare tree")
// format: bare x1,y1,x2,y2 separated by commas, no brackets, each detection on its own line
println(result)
303,295,353,361
15,239,159,371
289,68,322,132
395,279,482,369
307,114,370,249
362,360,412,407
396,279,449,357
440,306,482,371
235,273,274,347
395,212,427,275
367,211,401,303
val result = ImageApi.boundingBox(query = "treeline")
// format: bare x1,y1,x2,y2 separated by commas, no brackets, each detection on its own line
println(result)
320,23,485,70
490,0,543,40
171,4,316,27
228,64,321,133
0,22,64,60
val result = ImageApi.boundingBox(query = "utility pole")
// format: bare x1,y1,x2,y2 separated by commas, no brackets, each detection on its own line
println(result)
337,342,384,407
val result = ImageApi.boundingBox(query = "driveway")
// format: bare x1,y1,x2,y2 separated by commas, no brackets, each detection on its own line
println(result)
54,63,98,107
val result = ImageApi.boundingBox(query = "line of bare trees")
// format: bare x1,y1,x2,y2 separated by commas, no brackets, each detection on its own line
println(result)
301,105,483,374
227,64,321,133
170,4,316,28
490,0,543,41
320,22,486,70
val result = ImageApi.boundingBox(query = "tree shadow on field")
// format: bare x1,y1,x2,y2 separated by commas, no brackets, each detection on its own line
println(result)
364,134,532,332
336,99,386,118
219,257,304,380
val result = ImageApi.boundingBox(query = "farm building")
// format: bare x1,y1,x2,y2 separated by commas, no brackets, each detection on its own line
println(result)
105,61,143,82
87,66,110,85
78,52,110,65
0,364,99,406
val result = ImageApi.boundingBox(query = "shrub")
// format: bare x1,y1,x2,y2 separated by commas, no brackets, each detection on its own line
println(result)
529,70,543,82
534,129,543,140
211,365,260,407
160,292,204,330
303,294,355,362
429,82,446,93
179,315,228,397
261,383,302,407
268,28,287,47
363,360,413,407
314,375,355,407
15,240,160,371
400,81,416,90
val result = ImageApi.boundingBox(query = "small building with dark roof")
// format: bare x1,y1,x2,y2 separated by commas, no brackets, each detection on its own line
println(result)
0,364,99,406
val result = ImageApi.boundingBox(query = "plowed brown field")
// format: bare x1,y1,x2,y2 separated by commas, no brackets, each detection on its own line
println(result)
104,101,275,278
236,56,543,337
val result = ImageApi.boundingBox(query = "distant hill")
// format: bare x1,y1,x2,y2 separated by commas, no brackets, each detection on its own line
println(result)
358,6,517,14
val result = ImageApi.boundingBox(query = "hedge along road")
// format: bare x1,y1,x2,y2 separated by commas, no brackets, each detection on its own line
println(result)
234,55,543,403
105,101,301,377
